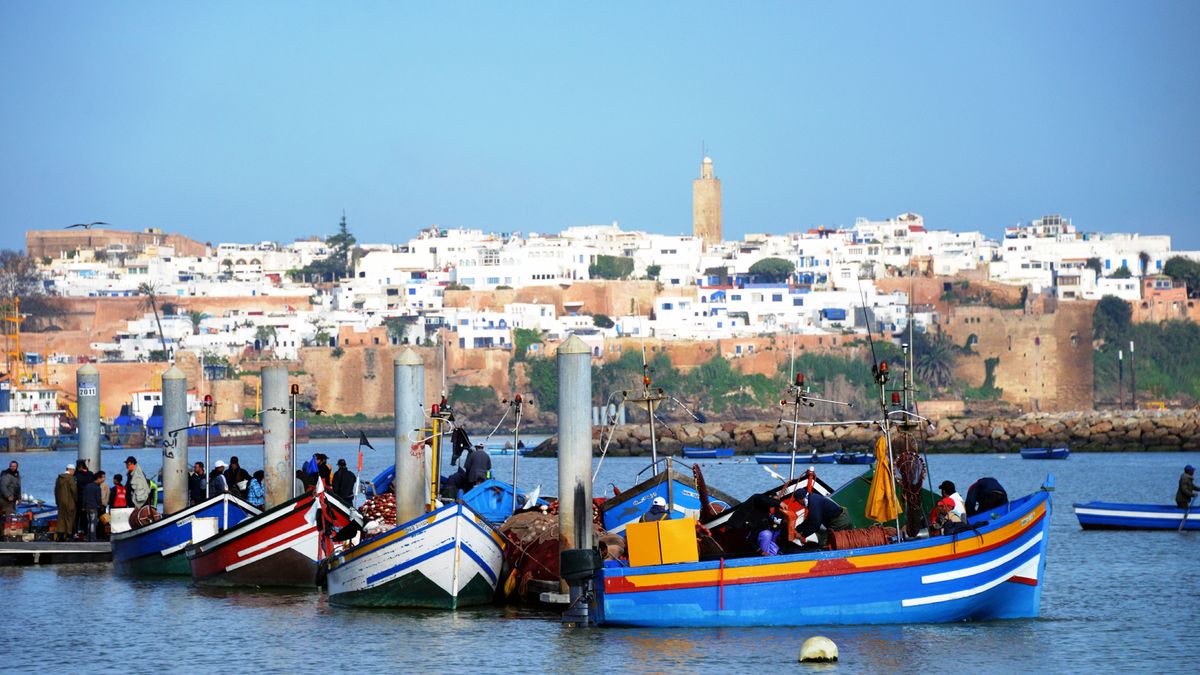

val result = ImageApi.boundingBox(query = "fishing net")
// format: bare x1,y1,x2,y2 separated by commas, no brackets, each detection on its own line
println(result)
892,433,928,538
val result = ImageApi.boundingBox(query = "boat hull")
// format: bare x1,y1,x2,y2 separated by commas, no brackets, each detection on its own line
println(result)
1020,447,1070,460
594,489,1052,627
682,447,734,459
755,452,837,465
459,479,546,524
599,466,738,535
1073,501,1199,530
186,491,355,588
326,502,505,609
111,494,258,577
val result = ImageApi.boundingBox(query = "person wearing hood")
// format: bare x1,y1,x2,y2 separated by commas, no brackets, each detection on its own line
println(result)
0,461,20,516
54,464,78,541
209,460,229,496
74,460,94,531
124,457,150,509
226,456,251,500
1178,465,1199,509
640,496,671,523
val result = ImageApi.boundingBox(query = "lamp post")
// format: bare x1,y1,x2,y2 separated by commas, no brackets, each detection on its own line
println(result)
1117,350,1124,411
1129,341,1136,410
203,394,213,498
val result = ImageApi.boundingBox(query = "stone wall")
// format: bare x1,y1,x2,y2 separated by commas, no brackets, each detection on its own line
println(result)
530,409,1200,456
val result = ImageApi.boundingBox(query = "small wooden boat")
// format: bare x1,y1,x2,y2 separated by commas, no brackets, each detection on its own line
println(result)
598,459,738,535
459,478,547,524
326,501,505,609
112,494,258,576
835,451,874,465
593,478,1054,627
186,487,358,587
682,447,734,459
755,451,837,465
1020,447,1070,460
1073,501,1199,530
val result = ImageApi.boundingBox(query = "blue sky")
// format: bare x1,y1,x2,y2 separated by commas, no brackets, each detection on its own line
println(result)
2,2,1198,251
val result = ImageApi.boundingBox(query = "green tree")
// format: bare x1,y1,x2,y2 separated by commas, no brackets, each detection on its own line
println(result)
1138,251,1151,277
1093,295,1132,343
525,357,558,413
136,282,170,359
644,264,661,280
592,314,615,329
512,327,543,361
1085,257,1103,280
913,331,957,392
1163,256,1200,298
188,310,205,335
255,325,277,350
384,317,411,344
1109,264,1133,279
589,255,634,280
0,250,42,299
748,257,795,283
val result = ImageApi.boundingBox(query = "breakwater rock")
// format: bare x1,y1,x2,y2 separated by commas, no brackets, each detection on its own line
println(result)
528,409,1200,456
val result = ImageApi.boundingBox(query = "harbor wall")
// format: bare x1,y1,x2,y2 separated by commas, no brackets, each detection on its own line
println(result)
529,408,1200,456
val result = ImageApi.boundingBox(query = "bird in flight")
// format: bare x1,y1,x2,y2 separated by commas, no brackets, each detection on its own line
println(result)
65,221,109,229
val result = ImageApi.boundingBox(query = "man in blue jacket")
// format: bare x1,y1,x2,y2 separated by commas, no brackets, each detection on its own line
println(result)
965,477,1008,517
81,472,105,541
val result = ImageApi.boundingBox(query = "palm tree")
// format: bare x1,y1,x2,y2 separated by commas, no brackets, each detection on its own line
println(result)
137,282,170,360
1138,251,1151,278
913,331,957,392
188,310,205,335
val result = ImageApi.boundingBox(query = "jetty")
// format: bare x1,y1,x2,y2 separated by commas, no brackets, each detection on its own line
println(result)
0,541,112,566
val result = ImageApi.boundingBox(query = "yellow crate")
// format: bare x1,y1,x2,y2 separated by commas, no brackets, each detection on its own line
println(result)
625,518,699,567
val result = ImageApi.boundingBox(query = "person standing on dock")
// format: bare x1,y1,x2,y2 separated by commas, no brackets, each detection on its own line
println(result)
0,461,19,516
189,462,206,505
1178,465,1199,509
109,474,128,510
226,456,251,500
54,464,77,541
74,460,93,532
247,470,266,508
81,472,104,541
332,459,355,503
209,460,229,496
124,457,150,509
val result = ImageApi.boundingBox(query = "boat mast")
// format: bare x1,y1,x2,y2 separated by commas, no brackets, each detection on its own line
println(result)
623,342,665,477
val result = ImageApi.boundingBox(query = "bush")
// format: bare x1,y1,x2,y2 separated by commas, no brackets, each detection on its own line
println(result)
450,385,498,406
589,255,634,280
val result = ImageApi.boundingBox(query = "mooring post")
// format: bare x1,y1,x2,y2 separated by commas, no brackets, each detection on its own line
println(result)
75,365,101,475
557,335,596,625
161,366,189,515
394,349,426,524
262,365,290,507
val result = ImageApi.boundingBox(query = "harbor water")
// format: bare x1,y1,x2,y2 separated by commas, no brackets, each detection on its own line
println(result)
4,441,1199,673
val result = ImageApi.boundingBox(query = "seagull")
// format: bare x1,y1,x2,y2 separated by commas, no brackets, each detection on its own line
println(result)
65,221,109,230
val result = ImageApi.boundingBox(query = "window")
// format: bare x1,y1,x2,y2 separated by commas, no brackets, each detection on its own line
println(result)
772,294,782,302
793,298,803,306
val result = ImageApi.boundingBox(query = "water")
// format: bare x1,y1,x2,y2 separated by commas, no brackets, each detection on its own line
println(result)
4,442,1199,673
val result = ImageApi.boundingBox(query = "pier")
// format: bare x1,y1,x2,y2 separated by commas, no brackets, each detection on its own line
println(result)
0,540,112,566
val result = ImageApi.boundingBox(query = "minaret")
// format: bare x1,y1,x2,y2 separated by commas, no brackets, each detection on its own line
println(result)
692,156,722,249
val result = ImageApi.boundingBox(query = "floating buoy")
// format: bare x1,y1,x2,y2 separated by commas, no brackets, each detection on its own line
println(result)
799,636,838,663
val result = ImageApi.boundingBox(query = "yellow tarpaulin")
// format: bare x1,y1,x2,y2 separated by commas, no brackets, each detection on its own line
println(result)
865,436,901,523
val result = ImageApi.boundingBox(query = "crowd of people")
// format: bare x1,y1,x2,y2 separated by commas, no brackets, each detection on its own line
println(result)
40,453,360,542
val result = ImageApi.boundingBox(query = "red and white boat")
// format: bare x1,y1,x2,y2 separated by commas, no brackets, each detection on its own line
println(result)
186,482,360,588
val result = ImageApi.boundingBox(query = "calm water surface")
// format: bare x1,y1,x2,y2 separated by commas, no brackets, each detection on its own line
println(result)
4,441,1199,674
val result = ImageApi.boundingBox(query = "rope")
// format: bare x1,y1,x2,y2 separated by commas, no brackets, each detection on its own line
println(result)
481,405,512,445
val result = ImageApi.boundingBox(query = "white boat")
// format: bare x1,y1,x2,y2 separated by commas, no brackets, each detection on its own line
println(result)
325,501,505,608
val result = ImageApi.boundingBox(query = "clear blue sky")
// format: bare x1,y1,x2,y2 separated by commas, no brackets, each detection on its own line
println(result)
2,2,1198,251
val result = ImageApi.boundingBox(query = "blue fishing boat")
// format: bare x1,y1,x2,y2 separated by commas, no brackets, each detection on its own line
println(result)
592,477,1054,627
16,498,57,530
682,447,734,459
458,478,548,524
598,459,738,535
111,494,259,576
1073,501,1199,530
755,451,837,465
835,451,874,465
1020,447,1070,460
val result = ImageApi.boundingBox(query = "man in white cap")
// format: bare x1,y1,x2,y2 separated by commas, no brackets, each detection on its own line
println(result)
209,460,229,496
54,463,77,541
640,496,671,523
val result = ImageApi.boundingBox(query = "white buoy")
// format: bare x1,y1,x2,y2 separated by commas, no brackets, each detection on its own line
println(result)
799,636,838,663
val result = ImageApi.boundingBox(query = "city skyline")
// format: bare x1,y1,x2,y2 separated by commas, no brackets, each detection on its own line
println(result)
2,2,1198,251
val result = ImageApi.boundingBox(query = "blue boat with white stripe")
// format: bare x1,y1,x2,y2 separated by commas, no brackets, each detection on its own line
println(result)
593,478,1054,627
111,493,259,576
1073,501,1199,530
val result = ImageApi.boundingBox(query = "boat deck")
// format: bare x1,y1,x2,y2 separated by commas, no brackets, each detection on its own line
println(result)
0,541,113,566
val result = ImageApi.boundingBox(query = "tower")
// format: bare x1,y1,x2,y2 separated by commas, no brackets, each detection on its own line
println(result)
692,156,722,249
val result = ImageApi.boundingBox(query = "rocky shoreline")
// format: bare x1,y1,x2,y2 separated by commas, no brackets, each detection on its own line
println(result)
528,409,1200,456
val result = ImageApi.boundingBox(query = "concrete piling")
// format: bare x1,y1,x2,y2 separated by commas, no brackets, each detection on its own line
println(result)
75,365,100,475
262,365,290,508
557,336,594,624
394,349,426,525
161,366,189,515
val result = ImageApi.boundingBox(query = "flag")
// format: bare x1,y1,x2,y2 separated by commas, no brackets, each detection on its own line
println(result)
358,431,374,450
865,436,901,523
